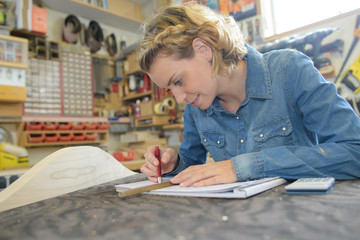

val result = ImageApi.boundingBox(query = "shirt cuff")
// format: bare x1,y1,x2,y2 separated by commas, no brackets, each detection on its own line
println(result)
163,154,187,176
231,152,265,181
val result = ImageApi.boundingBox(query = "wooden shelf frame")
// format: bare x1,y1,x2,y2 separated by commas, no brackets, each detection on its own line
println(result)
41,0,143,32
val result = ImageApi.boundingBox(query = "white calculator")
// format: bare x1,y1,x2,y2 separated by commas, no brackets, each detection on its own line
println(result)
285,177,335,194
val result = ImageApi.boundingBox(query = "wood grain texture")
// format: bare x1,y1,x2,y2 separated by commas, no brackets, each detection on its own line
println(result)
0,174,359,240
0,146,136,212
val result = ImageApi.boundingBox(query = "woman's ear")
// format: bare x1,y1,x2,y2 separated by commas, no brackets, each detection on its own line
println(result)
192,38,212,61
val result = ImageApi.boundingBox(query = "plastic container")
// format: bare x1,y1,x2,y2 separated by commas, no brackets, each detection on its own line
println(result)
44,133,59,142
59,133,73,142
72,133,86,141
134,99,141,118
58,122,72,130
84,122,98,130
85,132,98,141
71,122,85,130
97,122,109,130
25,122,44,131
43,122,59,130
28,133,45,143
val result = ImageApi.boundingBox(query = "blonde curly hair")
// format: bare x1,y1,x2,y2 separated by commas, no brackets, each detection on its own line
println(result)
137,3,247,76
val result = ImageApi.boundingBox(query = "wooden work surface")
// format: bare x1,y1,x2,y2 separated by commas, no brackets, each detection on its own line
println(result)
0,174,360,240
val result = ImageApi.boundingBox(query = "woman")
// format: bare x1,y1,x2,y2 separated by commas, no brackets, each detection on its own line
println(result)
138,3,360,187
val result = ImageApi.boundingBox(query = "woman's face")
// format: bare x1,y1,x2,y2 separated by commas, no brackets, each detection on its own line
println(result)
148,40,217,110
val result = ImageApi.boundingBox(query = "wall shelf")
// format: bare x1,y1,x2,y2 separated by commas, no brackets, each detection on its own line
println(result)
41,0,143,32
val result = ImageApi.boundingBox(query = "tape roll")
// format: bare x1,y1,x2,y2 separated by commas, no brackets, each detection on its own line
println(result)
154,103,168,115
86,21,104,53
105,33,118,56
63,15,81,43
162,97,176,110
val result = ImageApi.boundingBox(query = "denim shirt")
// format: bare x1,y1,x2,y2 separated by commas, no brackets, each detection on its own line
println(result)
170,45,360,181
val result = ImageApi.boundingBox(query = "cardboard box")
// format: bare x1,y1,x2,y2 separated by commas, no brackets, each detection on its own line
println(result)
32,6,47,34
120,131,160,143
140,102,153,116
107,0,142,21
124,51,140,75
0,102,23,117
0,85,26,102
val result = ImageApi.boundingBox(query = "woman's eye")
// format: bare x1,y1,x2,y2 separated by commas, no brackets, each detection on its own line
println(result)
174,79,182,86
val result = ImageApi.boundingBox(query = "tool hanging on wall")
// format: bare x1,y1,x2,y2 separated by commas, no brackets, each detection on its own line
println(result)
86,20,104,53
105,33,118,56
335,14,360,84
62,15,81,43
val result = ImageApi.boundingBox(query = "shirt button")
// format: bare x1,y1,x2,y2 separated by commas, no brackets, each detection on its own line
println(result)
240,139,245,143
217,140,220,144
236,116,240,120
204,138,207,142
259,133,264,138
282,127,287,131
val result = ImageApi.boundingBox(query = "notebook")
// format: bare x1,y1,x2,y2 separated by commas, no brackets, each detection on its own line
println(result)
115,177,286,199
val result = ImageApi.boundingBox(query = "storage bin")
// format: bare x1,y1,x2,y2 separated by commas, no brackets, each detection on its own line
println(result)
25,122,44,130
28,133,45,143
58,122,72,130
84,122,98,130
44,133,59,142
72,133,86,141
97,122,109,130
85,133,98,141
58,133,73,142
43,122,58,130
71,122,85,130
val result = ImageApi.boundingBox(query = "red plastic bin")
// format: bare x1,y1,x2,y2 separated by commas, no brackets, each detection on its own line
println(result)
97,122,109,130
28,133,45,143
59,133,73,142
85,132,98,141
25,122,44,130
43,122,59,130
72,133,86,141
71,122,85,130
58,122,72,130
84,122,98,130
44,133,59,142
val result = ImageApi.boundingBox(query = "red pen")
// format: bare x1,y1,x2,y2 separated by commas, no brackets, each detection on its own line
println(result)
155,145,162,183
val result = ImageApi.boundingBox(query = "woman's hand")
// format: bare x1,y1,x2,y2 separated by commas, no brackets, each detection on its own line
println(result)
140,146,179,182
170,160,237,187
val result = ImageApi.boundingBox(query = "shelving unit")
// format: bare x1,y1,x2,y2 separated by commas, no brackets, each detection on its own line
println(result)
41,0,143,32
17,116,109,147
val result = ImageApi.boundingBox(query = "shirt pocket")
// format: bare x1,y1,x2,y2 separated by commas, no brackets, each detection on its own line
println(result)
253,117,293,147
200,131,226,161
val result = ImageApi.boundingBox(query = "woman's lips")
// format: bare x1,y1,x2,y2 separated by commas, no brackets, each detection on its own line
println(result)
190,94,200,107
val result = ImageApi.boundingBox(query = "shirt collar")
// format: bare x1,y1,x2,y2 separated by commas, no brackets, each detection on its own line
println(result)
207,44,272,116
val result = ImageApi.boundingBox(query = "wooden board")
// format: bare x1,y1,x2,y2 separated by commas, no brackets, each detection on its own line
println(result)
0,146,136,212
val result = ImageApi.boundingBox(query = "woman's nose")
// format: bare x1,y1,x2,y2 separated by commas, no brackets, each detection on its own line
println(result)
172,88,186,104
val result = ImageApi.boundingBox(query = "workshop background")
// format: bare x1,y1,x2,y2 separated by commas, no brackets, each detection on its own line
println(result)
0,0,359,188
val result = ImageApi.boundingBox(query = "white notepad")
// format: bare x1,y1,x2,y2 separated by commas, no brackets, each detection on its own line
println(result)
115,177,286,199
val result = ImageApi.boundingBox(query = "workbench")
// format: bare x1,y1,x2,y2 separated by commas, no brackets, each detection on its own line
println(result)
0,174,359,240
